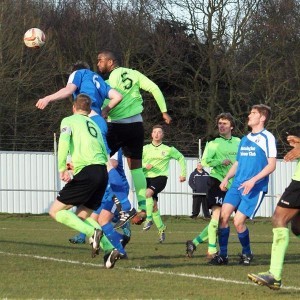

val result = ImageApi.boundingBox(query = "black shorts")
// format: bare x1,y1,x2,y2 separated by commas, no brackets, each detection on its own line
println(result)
57,164,108,211
206,176,227,209
107,122,144,159
277,180,300,209
146,176,168,201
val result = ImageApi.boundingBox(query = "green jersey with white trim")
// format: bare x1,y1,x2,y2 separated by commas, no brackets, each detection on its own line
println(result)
104,67,167,120
58,114,107,175
142,143,186,178
201,136,240,186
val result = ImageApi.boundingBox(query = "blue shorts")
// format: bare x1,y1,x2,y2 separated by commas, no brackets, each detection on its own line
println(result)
223,186,266,219
91,114,110,153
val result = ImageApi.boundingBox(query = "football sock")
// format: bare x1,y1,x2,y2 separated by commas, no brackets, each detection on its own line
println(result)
131,168,147,211
146,197,154,221
207,218,219,254
218,227,230,257
152,210,165,230
269,227,289,280
84,217,100,229
55,210,94,237
84,217,113,251
108,168,131,211
193,224,209,246
101,223,126,255
238,227,251,255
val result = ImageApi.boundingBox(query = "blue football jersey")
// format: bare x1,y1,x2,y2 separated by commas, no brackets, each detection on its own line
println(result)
232,129,277,192
68,69,111,115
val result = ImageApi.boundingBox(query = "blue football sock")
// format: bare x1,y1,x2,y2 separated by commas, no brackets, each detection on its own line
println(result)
219,227,230,257
238,228,251,255
108,168,131,211
101,223,126,255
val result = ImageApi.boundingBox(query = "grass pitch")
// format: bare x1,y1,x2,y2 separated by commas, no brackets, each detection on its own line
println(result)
0,214,300,299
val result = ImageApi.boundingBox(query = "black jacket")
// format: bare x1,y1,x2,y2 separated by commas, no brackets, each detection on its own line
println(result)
188,169,209,194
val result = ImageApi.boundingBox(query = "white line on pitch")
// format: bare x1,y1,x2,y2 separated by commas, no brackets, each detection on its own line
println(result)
0,251,300,291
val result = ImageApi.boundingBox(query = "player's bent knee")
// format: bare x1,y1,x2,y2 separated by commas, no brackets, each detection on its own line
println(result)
219,214,230,227
272,213,287,228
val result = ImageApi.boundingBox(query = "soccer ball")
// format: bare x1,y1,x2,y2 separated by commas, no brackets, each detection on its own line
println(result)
23,28,45,48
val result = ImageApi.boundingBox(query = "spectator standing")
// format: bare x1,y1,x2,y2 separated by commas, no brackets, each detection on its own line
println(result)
188,162,210,219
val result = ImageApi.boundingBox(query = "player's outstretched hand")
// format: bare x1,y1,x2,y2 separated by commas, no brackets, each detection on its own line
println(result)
36,98,50,110
162,112,172,124
287,135,300,147
284,147,300,162
284,135,300,162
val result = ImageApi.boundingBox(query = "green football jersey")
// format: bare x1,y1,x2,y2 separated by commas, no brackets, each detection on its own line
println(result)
58,114,107,175
292,159,300,181
104,67,167,120
201,136,240,186
142,143,186,178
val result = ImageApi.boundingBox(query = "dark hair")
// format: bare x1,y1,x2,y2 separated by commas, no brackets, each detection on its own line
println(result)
152,124,164,131
251,104,271,125
98,50,120,65
70,61,90,73
215,112,235,128
74,94,91,113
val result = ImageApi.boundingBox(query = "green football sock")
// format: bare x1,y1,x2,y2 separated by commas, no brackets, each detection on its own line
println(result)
131,168,147,211
84,217,113,251
269,227,289,280
207,218,219,254
152,210,165,231
84,217,100,230
146,197,154,221
193,224,209,246
55,210,94,237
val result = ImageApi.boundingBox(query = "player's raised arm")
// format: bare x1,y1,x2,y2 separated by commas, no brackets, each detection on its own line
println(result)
101,88,123,119
137,71,172,124
36,83,77,110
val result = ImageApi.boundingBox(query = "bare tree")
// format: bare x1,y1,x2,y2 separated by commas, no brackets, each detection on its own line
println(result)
236,0,300,155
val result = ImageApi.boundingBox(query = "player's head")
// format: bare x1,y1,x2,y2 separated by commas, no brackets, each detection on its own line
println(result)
97,50,119,74
70,61,90,73
215,112,235,138
249,104,271,127
73,94,91,114
151,124,164,143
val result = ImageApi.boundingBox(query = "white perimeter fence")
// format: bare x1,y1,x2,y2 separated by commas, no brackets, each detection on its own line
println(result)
0,151,297,217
